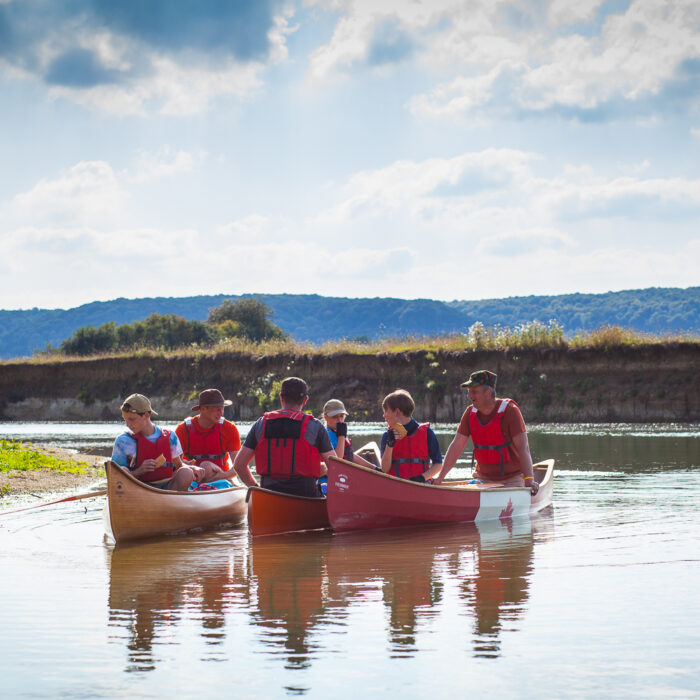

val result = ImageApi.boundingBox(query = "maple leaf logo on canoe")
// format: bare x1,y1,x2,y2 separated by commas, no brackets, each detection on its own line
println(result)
499,498,514,521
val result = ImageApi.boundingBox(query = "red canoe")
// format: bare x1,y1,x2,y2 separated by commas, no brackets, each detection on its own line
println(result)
326,457,554,533
246,486,330,537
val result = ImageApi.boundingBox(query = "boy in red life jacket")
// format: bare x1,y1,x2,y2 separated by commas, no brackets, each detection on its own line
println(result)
112,393,206,491
380,389,443,483
175,388,241,483
432,370,539,494
233,377,336,498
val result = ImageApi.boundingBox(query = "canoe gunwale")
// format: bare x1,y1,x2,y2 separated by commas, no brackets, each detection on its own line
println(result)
105,459,243,495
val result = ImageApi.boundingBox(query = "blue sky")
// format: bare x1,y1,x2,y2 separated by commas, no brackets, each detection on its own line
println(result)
0,0,698,310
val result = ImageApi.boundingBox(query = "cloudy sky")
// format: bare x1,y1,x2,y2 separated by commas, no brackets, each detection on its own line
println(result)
1,0,698,310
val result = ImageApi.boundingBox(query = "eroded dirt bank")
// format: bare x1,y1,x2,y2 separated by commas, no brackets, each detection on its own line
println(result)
1,344,698,423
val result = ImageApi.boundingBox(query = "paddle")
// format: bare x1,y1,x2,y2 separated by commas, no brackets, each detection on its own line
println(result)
0,489,108,516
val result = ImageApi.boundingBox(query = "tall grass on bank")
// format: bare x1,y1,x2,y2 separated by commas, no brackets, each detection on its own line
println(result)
0,440,87,474
10,321,699,365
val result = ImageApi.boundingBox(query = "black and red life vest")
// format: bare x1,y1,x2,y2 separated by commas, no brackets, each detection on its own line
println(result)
468,399,518,478
391,423,430,479
181,416,230,470
128,429,174,482
254,410,322,478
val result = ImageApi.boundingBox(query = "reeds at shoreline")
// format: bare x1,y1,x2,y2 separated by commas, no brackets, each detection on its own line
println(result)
8,321,697,366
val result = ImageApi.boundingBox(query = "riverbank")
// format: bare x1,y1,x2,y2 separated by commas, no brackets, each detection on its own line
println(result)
1,343,699,423
0,443,105,497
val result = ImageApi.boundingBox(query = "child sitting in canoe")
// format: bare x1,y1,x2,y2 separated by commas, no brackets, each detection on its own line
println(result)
322,398,377,468
380,389,443,483
112,393,226,491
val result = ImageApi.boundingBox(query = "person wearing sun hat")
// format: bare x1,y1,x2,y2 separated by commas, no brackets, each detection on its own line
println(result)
321,398,376,469
175,388,241,483
433,370,539,494
111,393,203,491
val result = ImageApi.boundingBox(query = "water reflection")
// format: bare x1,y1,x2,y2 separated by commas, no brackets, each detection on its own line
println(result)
106,513,553,675
249,533,332,669
106,535,249,672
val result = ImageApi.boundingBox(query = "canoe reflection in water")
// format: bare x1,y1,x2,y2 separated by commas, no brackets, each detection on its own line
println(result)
106,510,553,673
106,536,250,672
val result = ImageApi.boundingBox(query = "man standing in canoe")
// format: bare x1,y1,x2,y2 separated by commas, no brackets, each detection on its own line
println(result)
175,388,241,476
233,377,336,497
112,393,207,491
433,370,539,494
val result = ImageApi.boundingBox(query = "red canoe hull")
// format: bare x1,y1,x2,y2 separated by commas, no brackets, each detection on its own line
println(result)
326,458,554,533
246,486,330,537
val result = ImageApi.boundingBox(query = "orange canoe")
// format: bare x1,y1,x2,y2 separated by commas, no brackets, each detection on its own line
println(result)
104,460,247,544
246,486,330,537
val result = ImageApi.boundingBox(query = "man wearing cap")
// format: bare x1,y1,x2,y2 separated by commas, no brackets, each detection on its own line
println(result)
175,388,241,482
233,377,336,497
433,370,539,494
112,393,205,491
322,398,377,468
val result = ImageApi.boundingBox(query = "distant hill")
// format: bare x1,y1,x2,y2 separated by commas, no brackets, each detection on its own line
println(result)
1,287,698,360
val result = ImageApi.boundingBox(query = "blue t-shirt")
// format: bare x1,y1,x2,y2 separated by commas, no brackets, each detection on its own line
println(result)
380,418,442,464
111,427,183,467
325,426,354,461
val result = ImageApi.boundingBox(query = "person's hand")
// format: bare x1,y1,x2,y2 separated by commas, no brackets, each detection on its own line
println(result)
524,477,539,495
386,430,396,447
336,422,348,437
139,458,157,473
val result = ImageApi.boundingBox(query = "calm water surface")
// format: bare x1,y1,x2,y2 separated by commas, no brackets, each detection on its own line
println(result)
1,422,699,698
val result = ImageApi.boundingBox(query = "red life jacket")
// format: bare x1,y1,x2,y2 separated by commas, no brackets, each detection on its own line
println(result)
254,410,322,478
182,417,230,470
391,423,430,479
468,399,517,478
129,429,174,482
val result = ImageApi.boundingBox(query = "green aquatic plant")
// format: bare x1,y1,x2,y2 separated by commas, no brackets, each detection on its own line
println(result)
0,440,87,474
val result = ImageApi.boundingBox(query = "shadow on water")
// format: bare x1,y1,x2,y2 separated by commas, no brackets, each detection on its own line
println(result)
105,510,555,673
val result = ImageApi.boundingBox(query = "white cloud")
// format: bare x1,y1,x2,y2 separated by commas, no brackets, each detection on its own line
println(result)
311,0,700,118
318,148,538,222
547,0,606,27
12,161,126,224
128,147,205,184
47,57,265,116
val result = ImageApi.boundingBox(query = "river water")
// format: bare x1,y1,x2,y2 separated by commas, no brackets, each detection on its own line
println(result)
0,422,699,698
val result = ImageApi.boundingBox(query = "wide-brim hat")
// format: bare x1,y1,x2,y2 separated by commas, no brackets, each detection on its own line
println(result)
191,388,233,411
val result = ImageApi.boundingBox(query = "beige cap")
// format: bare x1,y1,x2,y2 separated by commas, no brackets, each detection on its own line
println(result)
121,393,157,415
323,399,348,417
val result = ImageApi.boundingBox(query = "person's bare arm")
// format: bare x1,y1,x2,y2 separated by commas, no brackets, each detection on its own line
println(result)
233,446,257,487
512,432,539,494
433,432,470,484
319,450,336,476
353,453,376,469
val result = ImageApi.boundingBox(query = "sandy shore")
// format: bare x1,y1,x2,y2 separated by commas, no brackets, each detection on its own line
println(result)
0,444,107,496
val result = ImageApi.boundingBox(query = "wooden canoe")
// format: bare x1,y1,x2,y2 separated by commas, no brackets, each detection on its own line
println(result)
326,457,554,533
246,486,329,537
104,460,247,544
